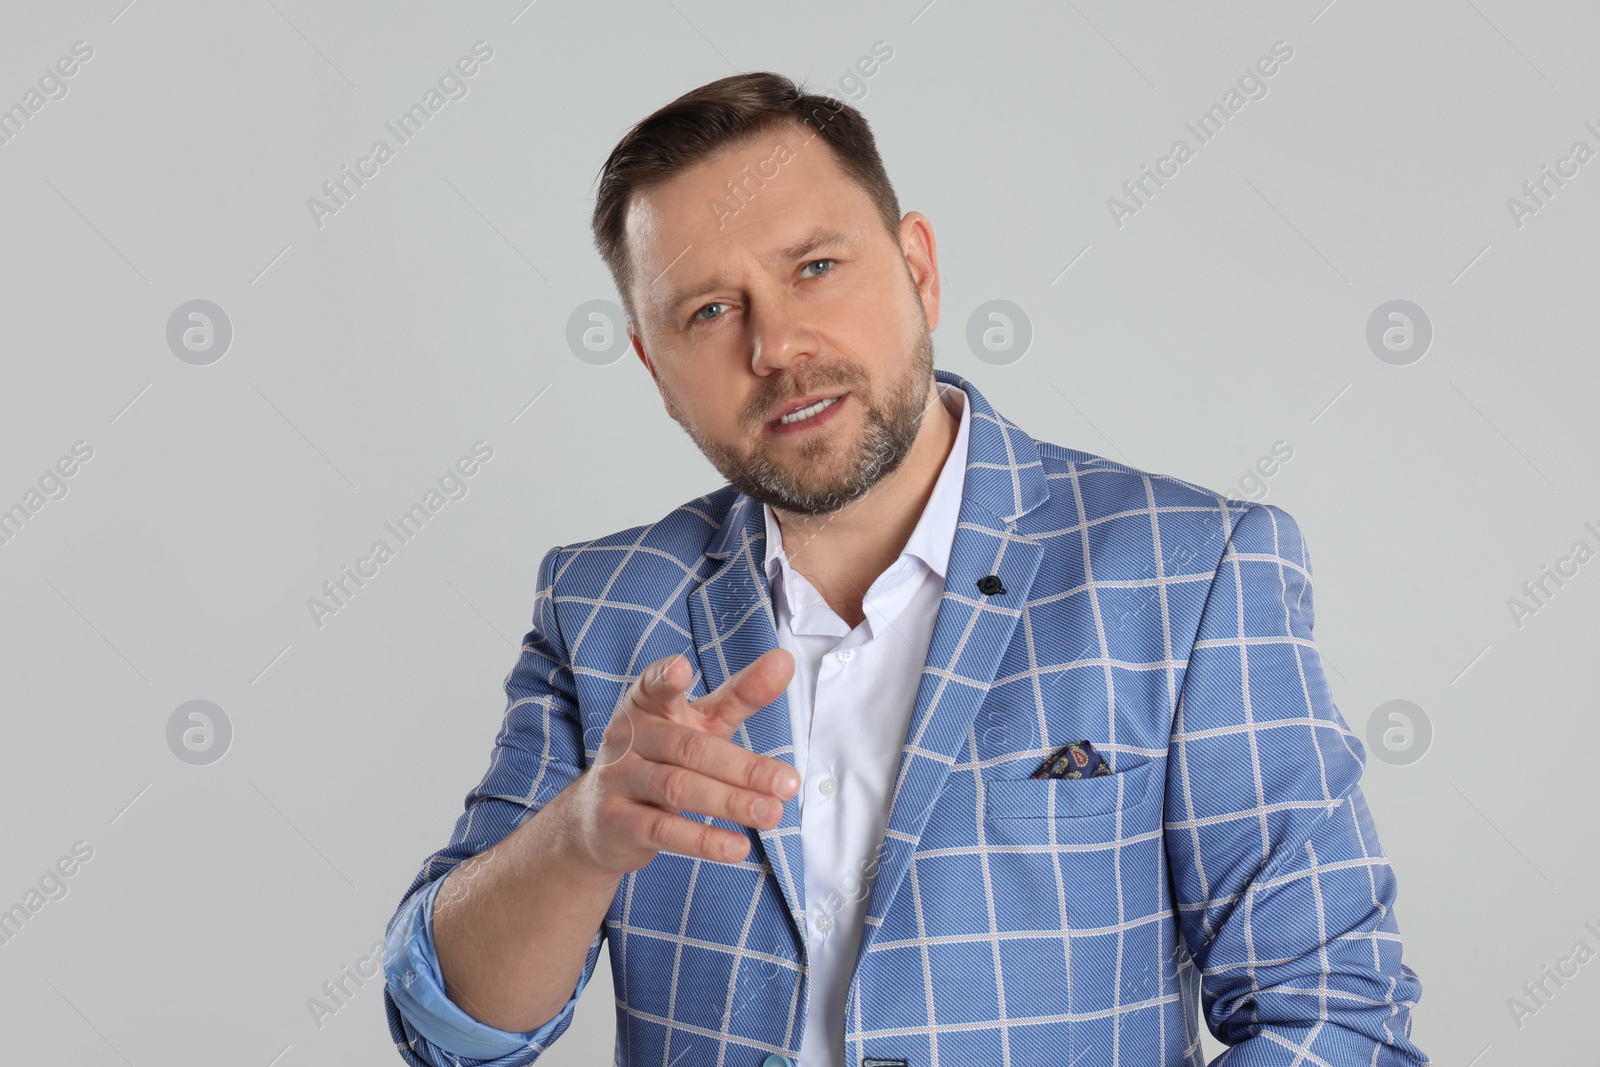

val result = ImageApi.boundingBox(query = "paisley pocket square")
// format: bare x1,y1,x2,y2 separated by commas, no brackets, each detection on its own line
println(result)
1030,739,1111,779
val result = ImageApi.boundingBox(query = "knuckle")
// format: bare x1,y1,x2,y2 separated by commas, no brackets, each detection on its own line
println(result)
648,763,691,809
693,822,725,861
625,685,651,716
743,757,771,792
672,726,710,768
644,809,679,850
739,789,766,824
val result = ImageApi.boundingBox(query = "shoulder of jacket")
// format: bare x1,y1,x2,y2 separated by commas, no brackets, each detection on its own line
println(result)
546,484,741,589
1031,440,1255,518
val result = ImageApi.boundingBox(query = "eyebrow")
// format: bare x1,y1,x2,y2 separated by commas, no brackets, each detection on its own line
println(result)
661,225,857,319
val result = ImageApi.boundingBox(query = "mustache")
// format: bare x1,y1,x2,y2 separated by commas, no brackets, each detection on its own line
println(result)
750,365,865,424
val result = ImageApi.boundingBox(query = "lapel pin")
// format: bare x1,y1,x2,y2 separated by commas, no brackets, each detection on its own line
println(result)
976,575,1006,596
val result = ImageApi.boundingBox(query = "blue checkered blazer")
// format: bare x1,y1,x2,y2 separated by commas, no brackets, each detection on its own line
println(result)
385,368,1427,1066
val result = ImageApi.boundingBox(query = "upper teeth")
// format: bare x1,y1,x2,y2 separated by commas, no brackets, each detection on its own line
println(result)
779,396,838,424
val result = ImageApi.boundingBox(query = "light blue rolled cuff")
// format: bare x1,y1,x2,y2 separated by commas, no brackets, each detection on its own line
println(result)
384,875,584,1060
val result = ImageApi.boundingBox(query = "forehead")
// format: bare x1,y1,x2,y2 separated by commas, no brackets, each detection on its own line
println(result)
624,127,881,316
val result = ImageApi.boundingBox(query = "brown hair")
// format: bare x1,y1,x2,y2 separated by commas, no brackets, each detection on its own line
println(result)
590,71,903,329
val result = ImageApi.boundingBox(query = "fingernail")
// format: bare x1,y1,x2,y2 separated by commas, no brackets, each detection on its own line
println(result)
778,772,800,798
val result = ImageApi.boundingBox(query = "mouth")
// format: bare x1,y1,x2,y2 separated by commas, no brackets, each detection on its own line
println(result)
767,392,848,434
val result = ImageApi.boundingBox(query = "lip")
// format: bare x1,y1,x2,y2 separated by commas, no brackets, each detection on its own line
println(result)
767,392,847,433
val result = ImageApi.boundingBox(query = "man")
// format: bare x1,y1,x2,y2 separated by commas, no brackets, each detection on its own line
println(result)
382,72,1428,1066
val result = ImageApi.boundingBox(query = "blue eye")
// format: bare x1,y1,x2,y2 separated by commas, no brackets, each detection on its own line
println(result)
689,261,835,326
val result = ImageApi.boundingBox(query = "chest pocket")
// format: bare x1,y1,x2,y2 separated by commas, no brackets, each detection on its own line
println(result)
982,759,1158,820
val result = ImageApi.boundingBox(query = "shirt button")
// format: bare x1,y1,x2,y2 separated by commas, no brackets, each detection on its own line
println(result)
836,648,854,663
818,775,838,797
814,912,835,933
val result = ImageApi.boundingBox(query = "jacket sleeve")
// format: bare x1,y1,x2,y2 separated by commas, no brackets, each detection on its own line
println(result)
1164,503,1429,1066
383,543,608,1066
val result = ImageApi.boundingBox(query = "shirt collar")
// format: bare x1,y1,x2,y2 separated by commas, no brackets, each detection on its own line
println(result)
761,379,971,583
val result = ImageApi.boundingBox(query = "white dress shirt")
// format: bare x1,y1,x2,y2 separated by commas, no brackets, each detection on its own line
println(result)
761,380,971,1067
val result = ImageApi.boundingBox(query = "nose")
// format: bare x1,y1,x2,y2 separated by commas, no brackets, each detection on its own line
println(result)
748,288,818,378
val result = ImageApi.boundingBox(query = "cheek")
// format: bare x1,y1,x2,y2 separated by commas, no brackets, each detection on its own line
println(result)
822,280,900,344
844,308,918,376
673,378,752,440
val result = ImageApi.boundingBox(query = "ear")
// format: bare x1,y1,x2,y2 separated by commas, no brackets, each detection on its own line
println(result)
898,211,941,334
630,325,676,419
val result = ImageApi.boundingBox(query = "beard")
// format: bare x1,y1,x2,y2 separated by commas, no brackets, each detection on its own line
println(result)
666,314,937,518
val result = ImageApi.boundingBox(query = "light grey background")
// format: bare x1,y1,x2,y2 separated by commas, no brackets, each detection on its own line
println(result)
2,0,1595,1063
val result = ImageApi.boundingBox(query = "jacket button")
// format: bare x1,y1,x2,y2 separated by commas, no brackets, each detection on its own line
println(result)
761,1055,795,1067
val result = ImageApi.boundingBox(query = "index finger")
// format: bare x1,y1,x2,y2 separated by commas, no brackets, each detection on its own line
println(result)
626,652,696,720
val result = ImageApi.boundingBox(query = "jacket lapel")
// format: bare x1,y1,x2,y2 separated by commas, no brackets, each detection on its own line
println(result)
850,369,1048,971
685,493,810,949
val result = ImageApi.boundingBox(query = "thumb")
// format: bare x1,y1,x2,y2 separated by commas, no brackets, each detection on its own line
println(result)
699,647,794,730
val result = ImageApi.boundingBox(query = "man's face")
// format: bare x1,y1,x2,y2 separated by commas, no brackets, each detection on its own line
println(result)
624,122,941,517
